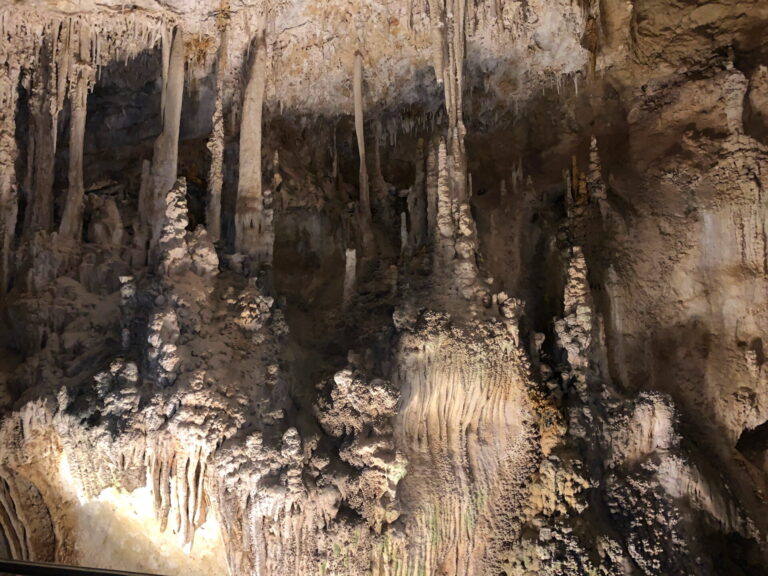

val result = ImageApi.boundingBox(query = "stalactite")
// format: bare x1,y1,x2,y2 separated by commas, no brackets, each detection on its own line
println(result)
59,66,93,242
0,64,19,293
426,0,445,85
353,51,374,256
235,21,272,266
53,21,71,123
372,120,388,202
160,25,171,120
24,40,57,236
147,26,185,264
407,138,427,251
206,28,227,244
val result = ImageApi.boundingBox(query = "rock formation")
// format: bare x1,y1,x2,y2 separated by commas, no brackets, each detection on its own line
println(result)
0,0,768,574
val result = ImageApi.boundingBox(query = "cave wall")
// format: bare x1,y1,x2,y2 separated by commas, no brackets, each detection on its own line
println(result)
0,0,767,574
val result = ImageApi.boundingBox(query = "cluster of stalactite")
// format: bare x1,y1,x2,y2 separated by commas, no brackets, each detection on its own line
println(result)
0,5,284,294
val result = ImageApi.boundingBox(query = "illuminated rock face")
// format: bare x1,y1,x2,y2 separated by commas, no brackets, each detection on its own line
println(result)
1,1,768,575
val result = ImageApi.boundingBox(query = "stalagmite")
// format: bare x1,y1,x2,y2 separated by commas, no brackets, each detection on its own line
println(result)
587,135,609,221
566,158,589,243
555,246,593,398
148,26,185,263
435,139,454,260
235,23,272,265
0,64,19,293
587,136,606,202
59,67,92,242
206,29,227,244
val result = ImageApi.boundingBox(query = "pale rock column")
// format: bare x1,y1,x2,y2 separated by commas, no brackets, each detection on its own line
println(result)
235,26,274,266
723,61,748,136
354,52,370,219
147,26,185,264
554,246,593,399
426,0,446,85
435,138,455,263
